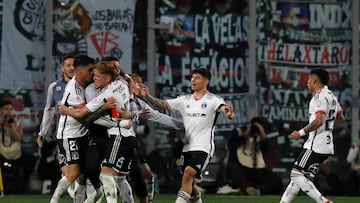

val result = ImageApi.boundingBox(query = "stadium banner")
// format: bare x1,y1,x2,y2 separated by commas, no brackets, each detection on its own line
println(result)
265,65,342,87
156,12,249,127
0,0,46,92
52,0,135,78
153,11,249,158
257,0,352,172
0,0,46,153
258,42,350,66
0,0,136,154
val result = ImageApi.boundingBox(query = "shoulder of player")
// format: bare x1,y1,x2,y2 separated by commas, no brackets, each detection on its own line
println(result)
110,80,128,91
85,82,95,90
176,94,192,100
315,88,338,104
205,92,223,100
47,81,57,90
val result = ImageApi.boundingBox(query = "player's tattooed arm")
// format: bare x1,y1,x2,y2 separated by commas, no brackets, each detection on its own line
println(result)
303,112,325,133
145,94,169,111
139,84,169,110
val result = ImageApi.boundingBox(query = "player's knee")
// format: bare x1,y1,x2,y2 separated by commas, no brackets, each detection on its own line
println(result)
63,166,81,182
182,167,197,182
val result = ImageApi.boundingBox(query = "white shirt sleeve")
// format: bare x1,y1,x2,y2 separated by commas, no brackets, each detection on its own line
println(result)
314,95,327,114
93,115,118,128
38,82,56,136
86,89,109,113
166,96,184,111
139,99,184,130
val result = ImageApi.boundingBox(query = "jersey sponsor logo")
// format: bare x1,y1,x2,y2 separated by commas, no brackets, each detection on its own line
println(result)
186,113,206,117
201,103,207,109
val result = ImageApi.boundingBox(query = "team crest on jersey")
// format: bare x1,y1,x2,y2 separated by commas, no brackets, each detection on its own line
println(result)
71,152,79,160
201,103,207,109
186,104,190,108
76,95,81,102
56,86,62,91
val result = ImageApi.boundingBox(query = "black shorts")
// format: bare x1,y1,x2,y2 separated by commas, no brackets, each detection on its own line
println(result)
57,136,88,170
101,135,137,174
293,149,329,176
179,151,211,179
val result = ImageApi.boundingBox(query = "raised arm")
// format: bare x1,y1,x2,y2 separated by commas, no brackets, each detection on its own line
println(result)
139,84,169,110
139,99,184,130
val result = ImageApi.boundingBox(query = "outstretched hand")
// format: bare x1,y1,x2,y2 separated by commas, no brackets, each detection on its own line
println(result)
120,107,133,119
138,84,150,98
222,105,235,119
138,108,150,119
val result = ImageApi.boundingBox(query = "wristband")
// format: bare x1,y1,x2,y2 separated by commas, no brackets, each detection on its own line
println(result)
299,129,306,136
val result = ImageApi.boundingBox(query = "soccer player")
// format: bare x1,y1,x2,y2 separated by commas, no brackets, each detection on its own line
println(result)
59,62,136,203
36,56,75,191
37,55,75,147
279,68,345,203
139,68,235,203
50,55,95,203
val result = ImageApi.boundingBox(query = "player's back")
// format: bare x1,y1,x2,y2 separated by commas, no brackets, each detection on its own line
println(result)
305,86,341,154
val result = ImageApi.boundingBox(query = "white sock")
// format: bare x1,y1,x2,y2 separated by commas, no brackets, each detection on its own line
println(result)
99,173,118,203
50,176,72,203
279,180,300,203
74,183,86,203
145,176,154,202
291,170,328,203
190,193,202,203
115,175,134,203
67,182,76,199
175,191,190,203
86,178,96,198
84,186,104,203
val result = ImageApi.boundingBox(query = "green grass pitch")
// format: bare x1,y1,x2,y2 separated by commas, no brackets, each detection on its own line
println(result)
1,194,360,203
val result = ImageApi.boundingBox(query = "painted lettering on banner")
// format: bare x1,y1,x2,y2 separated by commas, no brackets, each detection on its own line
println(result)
258,42,350,66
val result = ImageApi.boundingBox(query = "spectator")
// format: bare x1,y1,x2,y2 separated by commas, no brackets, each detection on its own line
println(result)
217,117,282,195
0,100,35,193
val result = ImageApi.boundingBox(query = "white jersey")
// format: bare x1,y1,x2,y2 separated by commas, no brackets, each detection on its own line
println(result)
85,82,101,102
166,92,226,157
303,86,343,155
56,77,88,139
86,79,135,137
